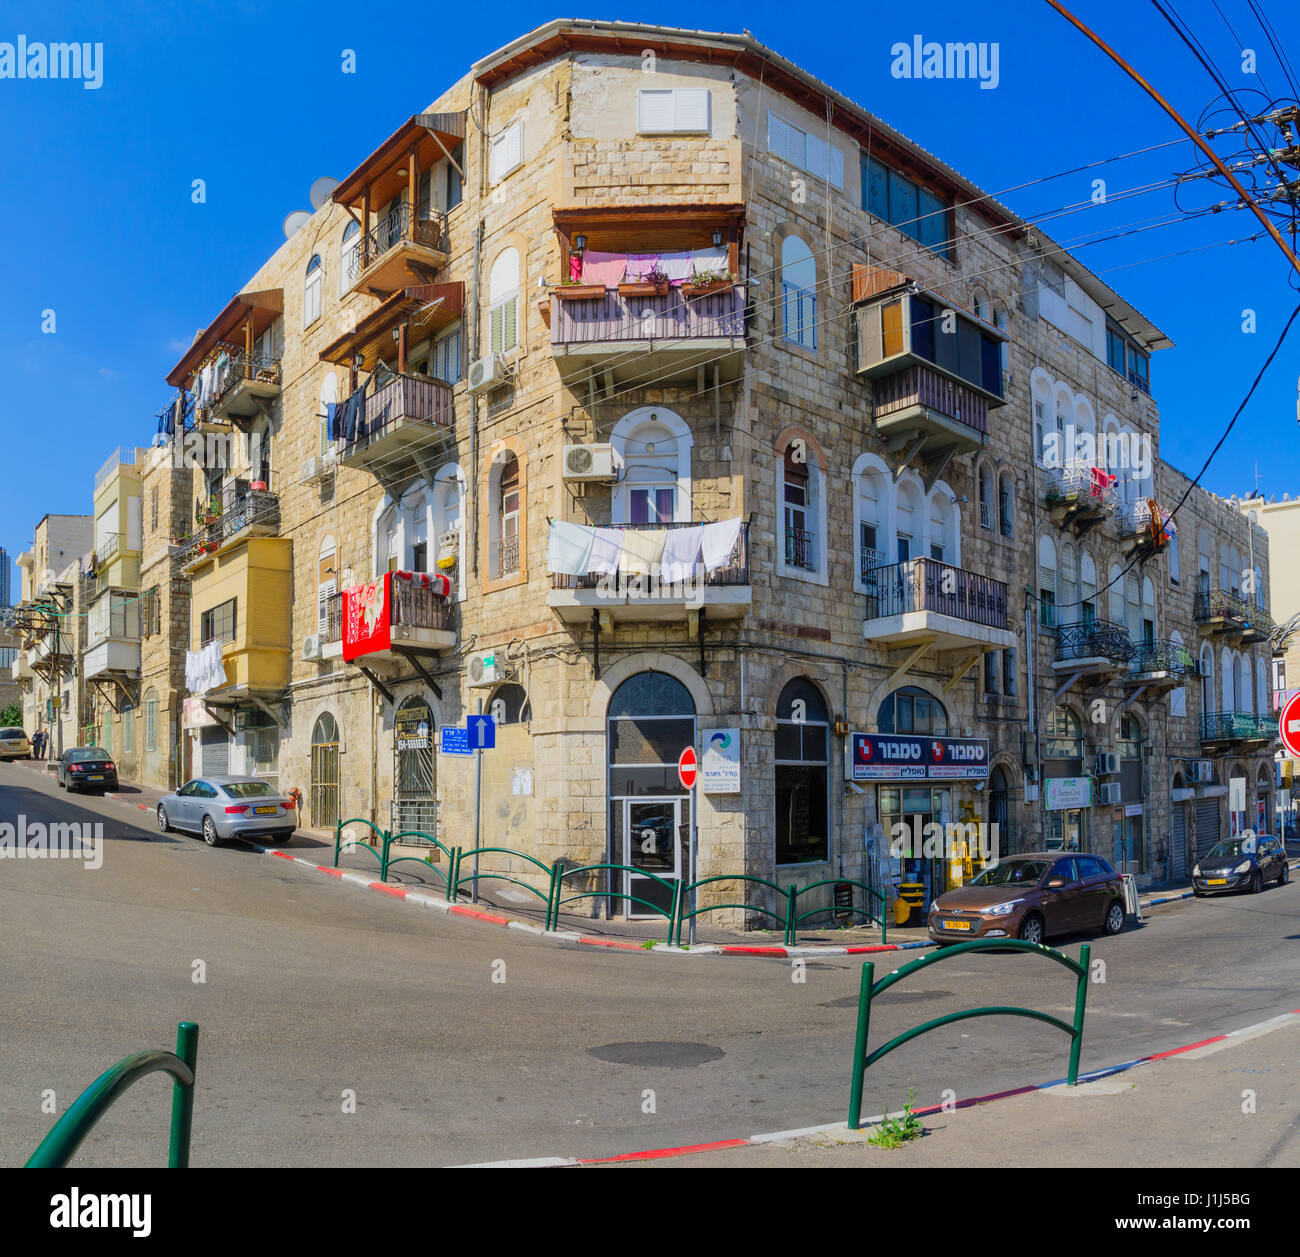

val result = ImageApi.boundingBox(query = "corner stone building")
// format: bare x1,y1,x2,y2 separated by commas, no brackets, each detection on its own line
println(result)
134,20,1275,924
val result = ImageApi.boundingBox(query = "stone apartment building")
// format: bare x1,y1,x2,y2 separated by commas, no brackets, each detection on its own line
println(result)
102,18,1276,922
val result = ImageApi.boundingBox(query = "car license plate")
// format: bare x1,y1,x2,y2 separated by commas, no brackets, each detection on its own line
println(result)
1207,877,1227,885
86,775,103,781
255,806,278,815
941,919,972,931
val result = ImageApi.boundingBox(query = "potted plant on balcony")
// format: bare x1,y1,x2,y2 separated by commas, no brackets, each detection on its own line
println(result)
554,278,609,301
619,263,671,298
681,266,737,298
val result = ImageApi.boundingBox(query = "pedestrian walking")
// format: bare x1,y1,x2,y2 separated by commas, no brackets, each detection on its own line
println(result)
36,729,47,760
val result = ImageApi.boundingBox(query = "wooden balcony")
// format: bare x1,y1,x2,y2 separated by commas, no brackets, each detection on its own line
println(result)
344,205,450,299
871,363,989,457
335,373,455,479
209,348,282,425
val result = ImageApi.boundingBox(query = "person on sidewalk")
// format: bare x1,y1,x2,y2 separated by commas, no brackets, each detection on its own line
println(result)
33,729,45,760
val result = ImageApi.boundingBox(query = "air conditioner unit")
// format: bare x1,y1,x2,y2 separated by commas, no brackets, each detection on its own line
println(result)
302,634,322,661
1193,759,1214,783
562,443,618,482
467,354,512,395
436,529,459,571
466,650,502,688
300,457,321,485
1093,751,1121,776
1099,782,1122,805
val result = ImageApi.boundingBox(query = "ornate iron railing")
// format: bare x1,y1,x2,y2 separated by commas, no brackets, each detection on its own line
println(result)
859,546,887,585
1201,711,1276,743
865,557,1009,629
1193,587,1273,632
1129,638,1196,678
785,526,815,571
175,486,280,569
1044,461,1119,510
550,521,750,591
1056,618,1134,663
346,203,449,284
498,537,520,578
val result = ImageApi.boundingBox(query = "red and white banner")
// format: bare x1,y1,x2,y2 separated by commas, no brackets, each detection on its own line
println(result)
343,573,392,661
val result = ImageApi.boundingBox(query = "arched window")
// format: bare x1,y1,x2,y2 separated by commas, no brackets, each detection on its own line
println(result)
994,307,1009,374
1221,646,1235,710
1038,536,1057,628
1200,642,1215,713
310,713,339,827
781,235,817,350
855,458,888,588
617,413,686,524
375,501,399,576
927,491,955,562
1045,707,1083,760
402,488,429,571
432,465,466,597
877,685,948,734
998,470,1014,537
896,480,922,564
1256,656,1268,716
317,534,337,639
775,678,830,864
489,247,520,353
778,435,826,582
978,464,993,530
1197,528,1212,594
494,452,521,578
1125,569,1140,640
340,220,361,295
304,254,323,327
489,683,531,725
123,702,134,754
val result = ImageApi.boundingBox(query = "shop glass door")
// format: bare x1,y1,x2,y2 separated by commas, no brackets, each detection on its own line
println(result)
623,798,682,919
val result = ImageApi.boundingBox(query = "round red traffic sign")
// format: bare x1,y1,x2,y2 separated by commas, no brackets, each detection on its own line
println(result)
677,745,698,790
1280,691,1300,758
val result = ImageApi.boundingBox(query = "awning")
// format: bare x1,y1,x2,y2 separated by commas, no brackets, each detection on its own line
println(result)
333,113,467,211
319,283,463,369
552,202,745,255
166,290,284,387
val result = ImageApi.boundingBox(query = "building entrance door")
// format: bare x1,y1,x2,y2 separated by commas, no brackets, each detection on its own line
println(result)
622,797,683,919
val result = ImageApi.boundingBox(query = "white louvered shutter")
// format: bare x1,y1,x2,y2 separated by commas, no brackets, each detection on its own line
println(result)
638,90,675,132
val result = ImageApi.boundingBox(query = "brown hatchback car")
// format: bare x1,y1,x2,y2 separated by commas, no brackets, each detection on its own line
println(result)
928,852,1126,946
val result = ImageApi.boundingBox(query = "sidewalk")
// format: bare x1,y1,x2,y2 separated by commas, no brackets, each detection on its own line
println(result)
578,1015,1300,1168
16,758,1296,956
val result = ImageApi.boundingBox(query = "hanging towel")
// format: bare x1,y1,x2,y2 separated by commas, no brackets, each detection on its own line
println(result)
659,526,704,581
547,520,597,575
325,401,339,441
569,252,584,283
690,245,729,275
618,527,666,577
700,518,743,571
587,527,624,576
579,251,626,288
656,251,696,284
623,254,662,282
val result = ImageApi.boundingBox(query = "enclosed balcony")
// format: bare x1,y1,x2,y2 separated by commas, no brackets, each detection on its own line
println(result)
1125,638,1196,691
333,372,455,479
1201,710,1276,749
1054,619,1134,679
547,521,752,627
332,113,464,298
1194,587,1273,643
177,480,281,576
1043,462,1118,535
336,572,456,666
84,591,140,684
862,557,1016,651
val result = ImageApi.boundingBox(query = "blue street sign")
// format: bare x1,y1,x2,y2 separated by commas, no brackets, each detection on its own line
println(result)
467,713,496,750
439,725,471,756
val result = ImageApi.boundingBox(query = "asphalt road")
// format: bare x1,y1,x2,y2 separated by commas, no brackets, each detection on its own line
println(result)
1,761,1297,1167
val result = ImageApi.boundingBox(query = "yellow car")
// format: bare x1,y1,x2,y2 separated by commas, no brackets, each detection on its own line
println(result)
0,726,32,761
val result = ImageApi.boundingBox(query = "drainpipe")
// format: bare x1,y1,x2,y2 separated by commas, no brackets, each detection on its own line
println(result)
839,657,848,878
470,217,484,578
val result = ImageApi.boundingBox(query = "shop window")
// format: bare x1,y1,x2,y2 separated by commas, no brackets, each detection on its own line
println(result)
775,679,829,865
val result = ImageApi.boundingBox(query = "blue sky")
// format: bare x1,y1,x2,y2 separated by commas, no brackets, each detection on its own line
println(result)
2,1,1297,596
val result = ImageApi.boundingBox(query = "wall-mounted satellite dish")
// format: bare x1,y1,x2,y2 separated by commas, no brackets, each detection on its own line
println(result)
309,176,340,210
283,209,313,239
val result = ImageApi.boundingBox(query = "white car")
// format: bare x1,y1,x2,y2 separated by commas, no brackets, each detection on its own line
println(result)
157,776,297,847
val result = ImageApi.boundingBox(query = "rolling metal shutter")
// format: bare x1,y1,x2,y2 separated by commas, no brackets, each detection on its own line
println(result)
1171,806,1187,880
1195,797,1220,862
200,727,229,778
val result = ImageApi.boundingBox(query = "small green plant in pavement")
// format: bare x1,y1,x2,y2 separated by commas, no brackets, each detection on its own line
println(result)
866,1087,923,1148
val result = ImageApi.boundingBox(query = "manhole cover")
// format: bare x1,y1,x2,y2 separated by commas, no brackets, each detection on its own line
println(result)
587,1041,725,1068
820,990,953,1009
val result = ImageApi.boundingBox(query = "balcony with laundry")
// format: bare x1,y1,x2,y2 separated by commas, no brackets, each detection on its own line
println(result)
332,113,463,298
319,283,461,485
176,475,281,576
1194,585,1273,644
165,290,283,431
1200,710,1276,750
1043,462,1119,535
546,518,752,633
852,264,1006,473
1118,498,1176,561
547,204,747,389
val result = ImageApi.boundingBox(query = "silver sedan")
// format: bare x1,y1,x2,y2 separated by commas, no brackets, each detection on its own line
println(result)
157,776,298,847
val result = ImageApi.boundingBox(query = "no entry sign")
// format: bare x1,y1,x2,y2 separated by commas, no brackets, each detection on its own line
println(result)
677,745,698,790
1280,691,1300,758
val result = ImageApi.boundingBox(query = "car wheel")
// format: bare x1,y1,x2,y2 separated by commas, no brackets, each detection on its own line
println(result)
1249,870,1263,894
202,816,221,847
1277,862,1289,886
1102,900,1125,935
157,805,171,834
1018,913,1045,945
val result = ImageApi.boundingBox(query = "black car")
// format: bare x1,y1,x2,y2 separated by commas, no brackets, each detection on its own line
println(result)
1193,834,1289,896
56,746,119,794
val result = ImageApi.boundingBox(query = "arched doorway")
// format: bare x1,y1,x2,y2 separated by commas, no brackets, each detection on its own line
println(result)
310,713,340,827
607,671,696,918
393,696,435,833
1256,762,1273,835
988,765,1011,857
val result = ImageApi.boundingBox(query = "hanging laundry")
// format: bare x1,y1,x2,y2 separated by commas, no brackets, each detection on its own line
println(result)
618,527,666,577
690,245,729,274
659,525,704,581
655,251,696,284
546,520,597,575
326,400,339,441
587,527,624,575
700,518,743,571
578,251,627,288
569,252,584,283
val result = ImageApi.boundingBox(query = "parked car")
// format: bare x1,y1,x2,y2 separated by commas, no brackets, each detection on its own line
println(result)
928,851,1126,946
1192,834,1289,896
157,776,297,847
0,727,31,761
55,746,118,793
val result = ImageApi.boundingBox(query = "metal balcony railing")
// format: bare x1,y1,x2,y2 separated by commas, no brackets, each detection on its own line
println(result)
1193,587,1273,632
498,537,520,578
1056,618,1134,664
337,371,455,458
550,521,750,592
550,285,747,346
94,447,137,492
1201,711,1275,743
865,557,1009,630
176,484,280,569
785,527,816,572
859,546,887,585
1129,638,1196,678
873,363,990,436
324,591,343,644
1044,461,1119,510
346,203,449,284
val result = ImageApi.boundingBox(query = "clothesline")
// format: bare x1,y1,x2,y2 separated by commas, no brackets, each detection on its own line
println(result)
546,517,745,578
